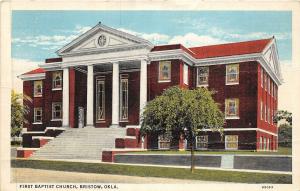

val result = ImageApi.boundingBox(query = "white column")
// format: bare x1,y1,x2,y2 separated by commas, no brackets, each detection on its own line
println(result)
62,67,69,127
139,59,148,125
111,62,119,127
86,65,94,127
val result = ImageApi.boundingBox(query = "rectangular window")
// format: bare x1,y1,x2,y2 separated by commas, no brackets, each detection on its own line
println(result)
264,104,267,122
34,108,42,123
225,135,238,150
226,64,239,85
183,64,188,85
225,98,239,119
52,102,62,120
158,61,171,82
267,138,270,151
260,136,263,150
260,100,263,120
96,78,105,121
158,134,171,149
261,69,264,88
271,80,273,97
197,66,209,86
34,80,43,97
196,136,208,150
52,71,62,90
264,73,267,91
264,137,267,151
268,77,270,94
120,76,128,121
268,107,270,124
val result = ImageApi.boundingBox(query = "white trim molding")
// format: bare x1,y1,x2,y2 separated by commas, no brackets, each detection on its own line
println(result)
18,73,45,81
201,128,277,136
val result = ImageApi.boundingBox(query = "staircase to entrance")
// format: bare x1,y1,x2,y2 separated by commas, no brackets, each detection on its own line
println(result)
30,127,127,160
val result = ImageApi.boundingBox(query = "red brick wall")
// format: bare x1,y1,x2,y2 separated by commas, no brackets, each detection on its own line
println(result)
44,71,62,128
148,59,181,100
207,61,258,129
23,81,34,131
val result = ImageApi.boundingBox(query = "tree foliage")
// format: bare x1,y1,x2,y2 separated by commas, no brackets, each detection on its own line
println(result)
11,90,31,137
274,110,292,126
141,86,224,139
278,123,292,147
141,86,224,172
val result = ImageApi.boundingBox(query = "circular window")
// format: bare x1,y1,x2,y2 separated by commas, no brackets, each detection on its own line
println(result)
98,35,107,47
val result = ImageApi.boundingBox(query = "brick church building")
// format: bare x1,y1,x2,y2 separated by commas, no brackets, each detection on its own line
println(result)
17,23,282,159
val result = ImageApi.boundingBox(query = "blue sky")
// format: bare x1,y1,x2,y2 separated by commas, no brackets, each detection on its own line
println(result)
12,11,291,63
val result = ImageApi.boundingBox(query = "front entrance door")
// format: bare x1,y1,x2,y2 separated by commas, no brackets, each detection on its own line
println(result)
78,107,84,128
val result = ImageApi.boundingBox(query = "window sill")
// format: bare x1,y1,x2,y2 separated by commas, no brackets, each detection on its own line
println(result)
225,116,240,120
96,120,106,123
34,95,43,98
51,119,62,121
32,122,43,125
197,84,209,88
158,80,171,83
52,88,62,91
119,120,129,123
225,82,239,86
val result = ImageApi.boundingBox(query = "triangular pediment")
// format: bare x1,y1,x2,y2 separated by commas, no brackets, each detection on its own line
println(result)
57,23,153,56
262,38,282,79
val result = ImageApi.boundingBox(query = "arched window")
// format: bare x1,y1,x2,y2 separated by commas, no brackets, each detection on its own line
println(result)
34,81,43,97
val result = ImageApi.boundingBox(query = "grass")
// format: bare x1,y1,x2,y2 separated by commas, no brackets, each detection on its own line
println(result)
11,159,291,184
129,147,292,155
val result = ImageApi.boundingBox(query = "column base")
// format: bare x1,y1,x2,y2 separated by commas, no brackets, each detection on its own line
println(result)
110,124,120,128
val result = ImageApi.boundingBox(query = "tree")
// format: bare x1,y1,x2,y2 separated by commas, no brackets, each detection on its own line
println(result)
141,86,224,172
274,110,292,147
274,110,292,125
278,123,292,147
11,90,31,137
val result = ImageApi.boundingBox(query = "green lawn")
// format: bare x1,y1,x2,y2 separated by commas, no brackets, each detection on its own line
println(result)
11,159,291,184
129,147,292,155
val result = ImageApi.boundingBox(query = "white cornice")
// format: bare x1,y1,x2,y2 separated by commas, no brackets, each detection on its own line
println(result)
18,73,45,81
39,62,62,71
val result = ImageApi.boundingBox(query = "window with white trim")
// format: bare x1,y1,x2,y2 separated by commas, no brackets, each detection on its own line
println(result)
268,77,270,94
120,76,128,121
197,66,209,86
183,64,188,85
158,61,171,82
264,103,267,122
267,138,270,151
226,64,239,85
261,69,264,88
225,98,239,119
52,102,62,120
34,80,43,97
263,137,267,151
260,100,263,120
268,107,270,124
52,71,62,90
264,72,267,91
196,135,208,150
260,136,263,150
34,108,42,123
96,78,105,121
225,135,238,150
158,134,171,149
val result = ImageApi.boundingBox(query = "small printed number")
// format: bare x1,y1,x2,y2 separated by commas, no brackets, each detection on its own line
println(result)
262,185,274,189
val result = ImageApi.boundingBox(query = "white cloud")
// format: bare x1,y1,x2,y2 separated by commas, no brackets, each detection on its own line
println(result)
118,28,170,44
168,33,227,47
12,58,41,93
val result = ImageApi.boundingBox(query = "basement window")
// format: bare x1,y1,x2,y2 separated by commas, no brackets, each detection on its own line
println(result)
225,135,238,150
196,135,208,150
158,134,171,150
